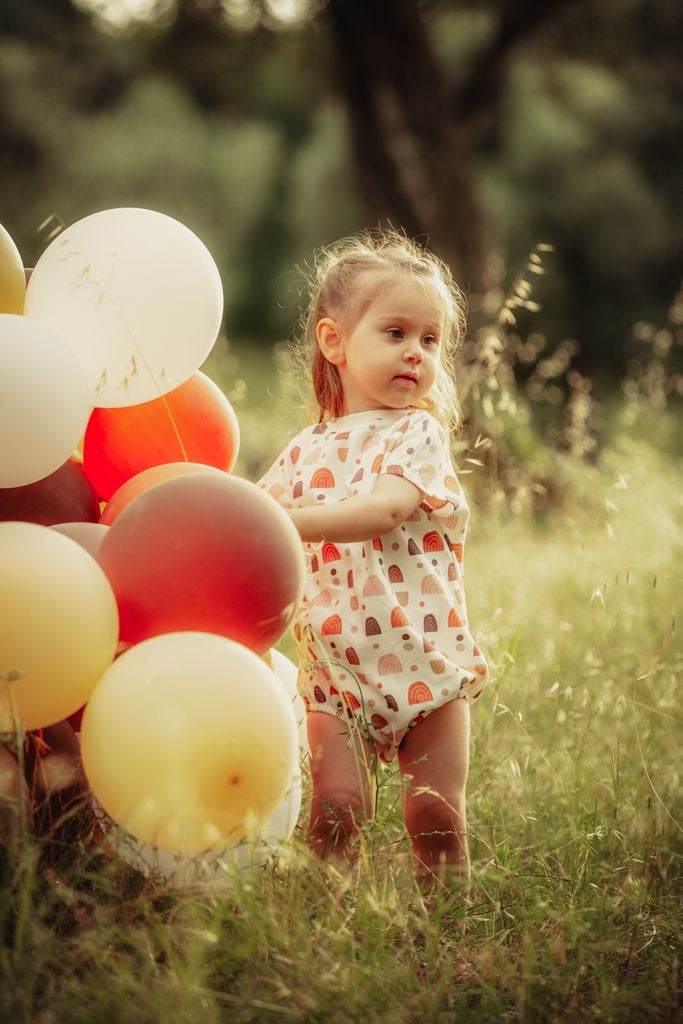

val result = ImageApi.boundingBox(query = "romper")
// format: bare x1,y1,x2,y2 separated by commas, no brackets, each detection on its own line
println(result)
259,408,489,763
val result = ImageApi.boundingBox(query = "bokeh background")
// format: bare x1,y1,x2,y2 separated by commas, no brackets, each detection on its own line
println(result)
2,0,681,390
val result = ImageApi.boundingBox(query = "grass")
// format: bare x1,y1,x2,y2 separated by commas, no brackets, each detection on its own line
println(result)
1,337,681,1023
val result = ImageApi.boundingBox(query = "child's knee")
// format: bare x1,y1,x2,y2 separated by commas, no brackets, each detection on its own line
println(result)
312,783,369,825
308,783,371,850
403,788,466,841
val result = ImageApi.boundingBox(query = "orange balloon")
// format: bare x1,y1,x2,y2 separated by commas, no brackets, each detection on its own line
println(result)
100,463,224,526
97,473,304,654
82,371,240,501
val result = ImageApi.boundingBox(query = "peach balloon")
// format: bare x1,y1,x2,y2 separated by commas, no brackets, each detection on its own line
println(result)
0,223,26,314
50,521,109,561
0,522,119,731
100,463,224,526
24,208,223,407
97,473,304,654
80,632,299,852
83,371,240,501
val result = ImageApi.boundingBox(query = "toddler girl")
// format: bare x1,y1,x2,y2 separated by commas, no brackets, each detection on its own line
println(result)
259,229,488,892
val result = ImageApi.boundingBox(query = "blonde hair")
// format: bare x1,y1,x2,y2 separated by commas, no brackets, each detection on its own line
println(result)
293,228,466,433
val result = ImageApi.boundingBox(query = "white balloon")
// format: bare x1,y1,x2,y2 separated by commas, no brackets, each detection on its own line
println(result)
93,771,303,891
269,648,309,756
0,314,91,487
24,208,223,408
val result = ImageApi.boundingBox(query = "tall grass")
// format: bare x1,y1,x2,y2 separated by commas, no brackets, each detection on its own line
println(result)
2,272,681,1022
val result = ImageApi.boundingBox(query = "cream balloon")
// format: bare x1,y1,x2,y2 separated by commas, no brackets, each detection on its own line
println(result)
80,632,299,852
91,771,302,890
24,208,224,408
0,523,119,731
0,315,92,487
0,224,26,314
269,648,308,756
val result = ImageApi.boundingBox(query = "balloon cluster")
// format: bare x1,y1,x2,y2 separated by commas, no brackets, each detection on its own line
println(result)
0,211,306,883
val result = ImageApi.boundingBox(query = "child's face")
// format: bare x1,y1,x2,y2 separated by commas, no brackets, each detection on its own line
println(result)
321,275,445,416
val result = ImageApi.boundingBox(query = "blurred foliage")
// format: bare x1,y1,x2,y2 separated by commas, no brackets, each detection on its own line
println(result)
0,0,681,382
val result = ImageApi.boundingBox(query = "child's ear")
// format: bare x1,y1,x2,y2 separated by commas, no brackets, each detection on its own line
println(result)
316,318,345,366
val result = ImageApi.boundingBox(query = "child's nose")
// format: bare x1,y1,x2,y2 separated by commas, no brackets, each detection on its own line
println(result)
404,338,423,361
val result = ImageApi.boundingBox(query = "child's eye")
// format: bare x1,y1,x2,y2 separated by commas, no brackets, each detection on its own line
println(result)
422,334,438,347
386,327,403,339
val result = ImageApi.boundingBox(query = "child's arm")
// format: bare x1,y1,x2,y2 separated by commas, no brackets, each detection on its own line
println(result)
288,474,424,543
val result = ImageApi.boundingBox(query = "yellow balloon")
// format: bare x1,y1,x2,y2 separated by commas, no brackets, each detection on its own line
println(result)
0,223,26,314
80,632,299,852
0,523,119,731
24,208,224,408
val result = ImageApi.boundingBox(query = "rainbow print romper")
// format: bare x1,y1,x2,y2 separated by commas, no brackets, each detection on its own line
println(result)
259,408,489,763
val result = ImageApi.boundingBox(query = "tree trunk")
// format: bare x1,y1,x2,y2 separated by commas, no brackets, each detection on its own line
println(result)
325,0,488,304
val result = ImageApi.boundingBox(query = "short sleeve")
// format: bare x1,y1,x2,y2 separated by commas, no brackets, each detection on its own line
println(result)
380,411,465,520
257,447,293,508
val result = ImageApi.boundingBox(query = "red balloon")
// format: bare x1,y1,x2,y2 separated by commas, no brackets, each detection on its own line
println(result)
100,462,224,526
0,458,99,525
97,473,304,654
50,521,109,560
82,371,240,501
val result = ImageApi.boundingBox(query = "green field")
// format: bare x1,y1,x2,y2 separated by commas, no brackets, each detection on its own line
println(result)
1,337,681,1023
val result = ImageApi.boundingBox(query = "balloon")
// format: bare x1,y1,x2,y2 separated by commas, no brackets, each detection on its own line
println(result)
0,458,99,526
24,208,223,407
0,522,118,731
269,648,308,755
48,520,111,734
0,223,26,314
83,371,240,502
50,521,109,560
0,315,91,487
100,463,224,526
91,772,302,889
97,473,305,654
80,632,299,852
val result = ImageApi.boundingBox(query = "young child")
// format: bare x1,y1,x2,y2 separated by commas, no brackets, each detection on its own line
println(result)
259,229,488,892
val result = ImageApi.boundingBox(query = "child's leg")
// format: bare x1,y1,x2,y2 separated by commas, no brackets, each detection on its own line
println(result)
306,711,376,864
398,698,470,891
